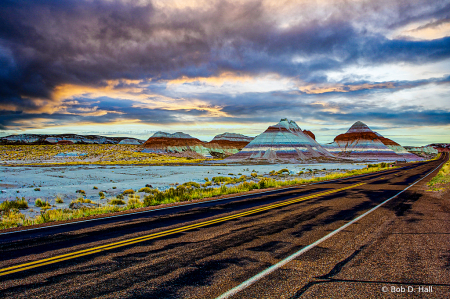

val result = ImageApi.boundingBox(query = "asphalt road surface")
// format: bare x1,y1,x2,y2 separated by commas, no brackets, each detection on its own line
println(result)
0,153,448,298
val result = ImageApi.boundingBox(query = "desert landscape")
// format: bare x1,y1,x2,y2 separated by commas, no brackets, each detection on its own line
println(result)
0,118,443,229
1,1,449,297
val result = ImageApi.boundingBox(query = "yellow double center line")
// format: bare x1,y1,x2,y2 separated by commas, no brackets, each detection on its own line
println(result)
0,182,365,277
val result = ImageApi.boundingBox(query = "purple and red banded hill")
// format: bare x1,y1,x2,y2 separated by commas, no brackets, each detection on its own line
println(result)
142,132,254,158
225,118,335,163
324,121,422,161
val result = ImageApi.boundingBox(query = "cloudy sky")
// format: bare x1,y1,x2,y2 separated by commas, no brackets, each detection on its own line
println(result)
1,0,449,145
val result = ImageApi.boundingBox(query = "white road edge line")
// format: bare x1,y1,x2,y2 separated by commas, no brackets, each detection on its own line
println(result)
216,159,446,299
0,164,413,236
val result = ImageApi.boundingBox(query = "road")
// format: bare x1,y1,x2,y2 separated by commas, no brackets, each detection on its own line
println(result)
0,153,448,298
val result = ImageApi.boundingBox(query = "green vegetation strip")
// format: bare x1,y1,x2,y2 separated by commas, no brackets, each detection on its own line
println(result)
427,157,450,191
0,163,396,230
0,144,209,166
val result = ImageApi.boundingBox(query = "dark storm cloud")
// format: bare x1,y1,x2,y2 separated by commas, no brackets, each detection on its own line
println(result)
1,0,450,129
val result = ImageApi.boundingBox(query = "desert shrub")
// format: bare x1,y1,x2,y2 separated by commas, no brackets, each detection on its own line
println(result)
182,181,201,188
123,189,135,195
93,186,98,189
77,198,92,203
204,177,209,182
76,190,86,196
202,181,213,187
258,178,269,189
34,188,41,191
277,168,289,175
99,191,105,199
0,198,28,212
55,197,64,203
109,198,126,205
143,195,159,206
35,198,50,208
251,172,257,178
212,176,232,184
138,187,152,193
0,210,26,229
127,197,142,208
116,194,124,200
68,198,93,208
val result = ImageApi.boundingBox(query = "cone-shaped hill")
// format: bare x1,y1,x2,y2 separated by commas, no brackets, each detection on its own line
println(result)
206,133,254,158
323,121,419,161
374,132,422,161
225,118,335,163
142,131,206,153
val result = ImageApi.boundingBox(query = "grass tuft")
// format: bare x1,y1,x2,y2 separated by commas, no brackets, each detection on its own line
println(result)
35,198,50,208
0,198,28,212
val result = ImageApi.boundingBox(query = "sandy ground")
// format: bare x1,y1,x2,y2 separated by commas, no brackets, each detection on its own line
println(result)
0,163,366,218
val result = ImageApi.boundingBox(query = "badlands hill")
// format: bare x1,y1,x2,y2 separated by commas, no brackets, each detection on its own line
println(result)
303,130,315,140
428,143,450,152
374,132,422,161
404,146,439,158
142,131,253,158
324,121,421,161
0,134,144,145
225,118,335,163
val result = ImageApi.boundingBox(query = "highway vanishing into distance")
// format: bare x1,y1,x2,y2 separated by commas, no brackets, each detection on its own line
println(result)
0,153,449,298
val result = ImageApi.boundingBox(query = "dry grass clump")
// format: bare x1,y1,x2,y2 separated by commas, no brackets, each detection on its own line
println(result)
0,210,26,229
109,198,126,205
211,175,247,185
35,198,50,208
181,181,201,188
127,195,143,209
0,198,28,212
69,198,94,208
122,189,135,195
138,187,153,193
76,189,86,196
428,159,450,191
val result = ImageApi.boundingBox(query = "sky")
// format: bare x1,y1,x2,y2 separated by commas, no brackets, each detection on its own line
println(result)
0,0,449,146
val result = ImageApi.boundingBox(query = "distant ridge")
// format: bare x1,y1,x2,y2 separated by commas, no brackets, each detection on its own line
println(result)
152,131,195,139
0,134,144,145
210,133,254,142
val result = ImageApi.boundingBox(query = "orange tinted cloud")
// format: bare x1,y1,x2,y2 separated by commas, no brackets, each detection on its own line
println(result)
166,72,254,86
393,20,450,41
299,82,396,94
